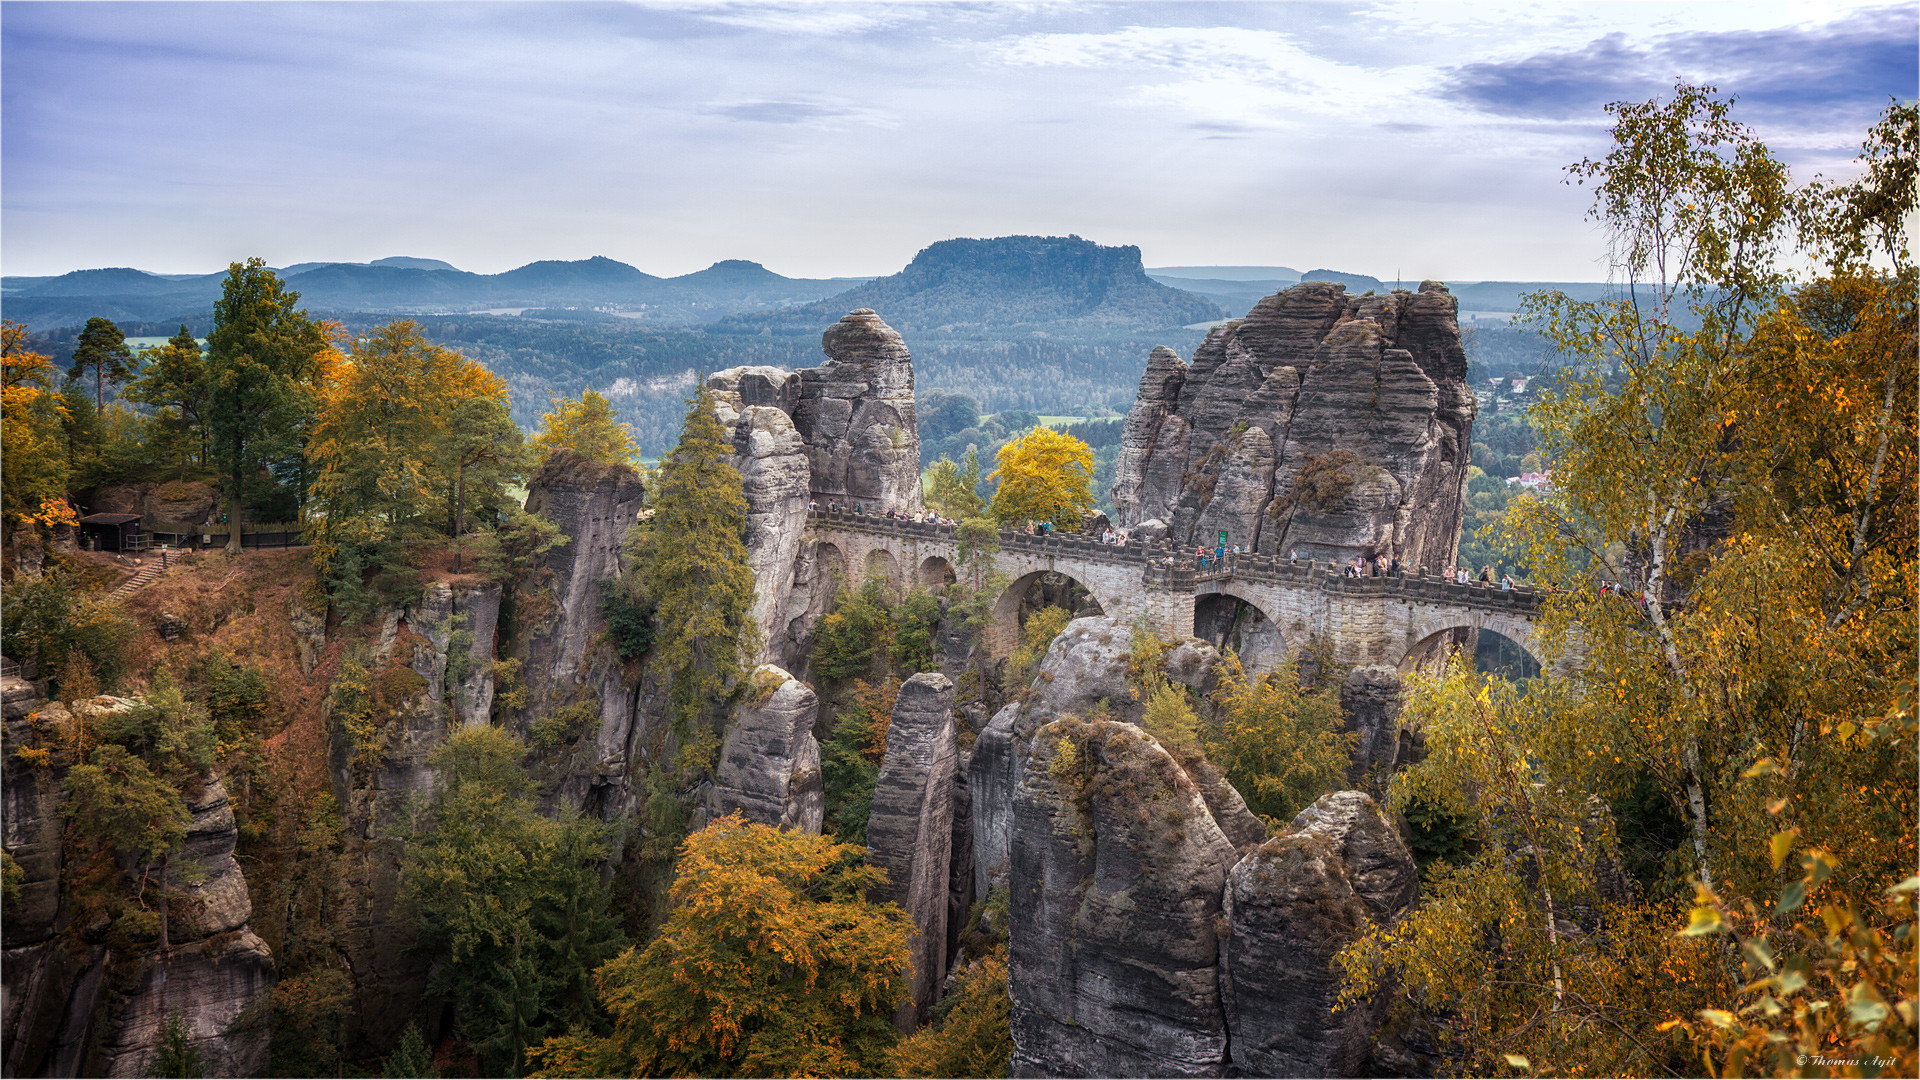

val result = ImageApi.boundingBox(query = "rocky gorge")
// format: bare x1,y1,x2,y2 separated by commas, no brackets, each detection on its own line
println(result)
1,282,1454,1077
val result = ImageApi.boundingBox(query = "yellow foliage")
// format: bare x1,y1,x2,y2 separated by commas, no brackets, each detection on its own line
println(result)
987,424,1096,526
529,813,912,1078
888,946,1013,1078
529,388,637,468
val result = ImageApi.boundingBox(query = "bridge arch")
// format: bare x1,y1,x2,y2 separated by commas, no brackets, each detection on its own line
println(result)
1191,582,1288,673
1396,610,1548,676
864,548,902,591
918,555,956,589
986,568,1118,659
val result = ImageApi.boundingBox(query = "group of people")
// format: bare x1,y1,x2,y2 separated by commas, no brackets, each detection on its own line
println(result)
809,499,961,527
1193,543,1241,570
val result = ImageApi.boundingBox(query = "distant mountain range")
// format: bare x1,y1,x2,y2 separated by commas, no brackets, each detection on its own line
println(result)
715,235,1225,337
0,256,873,331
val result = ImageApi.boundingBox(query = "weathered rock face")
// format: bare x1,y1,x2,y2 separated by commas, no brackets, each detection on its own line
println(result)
863,672,960,1031
88,480,221,525
1112,281,1474,569
1010,719,1239,1078
512,448,649,816
769,539,845,677
1222,791,1418,1078
1341,664,1408,784
793,309,923,512
969,617,1230,903
407,581,502,725
3,691,274,1079
711,666,825,834
520,449,648,704
709,369,813,667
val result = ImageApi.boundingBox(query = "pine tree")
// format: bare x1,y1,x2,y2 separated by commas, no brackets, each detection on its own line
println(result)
68,316,134,414
125,325,209,475
630,387,756,745
206,259,328,551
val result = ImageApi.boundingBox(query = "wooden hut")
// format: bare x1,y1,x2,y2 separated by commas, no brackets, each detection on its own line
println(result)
78,513,143,552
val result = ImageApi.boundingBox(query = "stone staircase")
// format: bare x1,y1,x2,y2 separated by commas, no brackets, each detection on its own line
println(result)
106,549,185,602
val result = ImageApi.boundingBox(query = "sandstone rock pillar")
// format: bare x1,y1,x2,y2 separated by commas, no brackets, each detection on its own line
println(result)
711,665,825,834
1221,790,1418,1078
864,672,959,1031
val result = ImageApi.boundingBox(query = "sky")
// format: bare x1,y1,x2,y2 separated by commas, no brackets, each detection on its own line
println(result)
2,0,1914,282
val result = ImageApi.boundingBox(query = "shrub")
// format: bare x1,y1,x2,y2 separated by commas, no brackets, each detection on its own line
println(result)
531,703,600,751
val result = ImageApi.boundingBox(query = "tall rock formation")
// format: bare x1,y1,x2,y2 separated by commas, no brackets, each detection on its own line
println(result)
707,368,812,666
3,693,274,1078
863,672,961,1031
1111,281,1474,570
510,448,649,813
710,665,824,834
1222,791,1418,1078
794,309,923,512
969,618,1252,905
1010,718,1239,1078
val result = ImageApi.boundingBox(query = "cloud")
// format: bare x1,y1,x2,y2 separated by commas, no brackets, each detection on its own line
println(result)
1442,5,1917,126
675,1,926,37
703,100,859,123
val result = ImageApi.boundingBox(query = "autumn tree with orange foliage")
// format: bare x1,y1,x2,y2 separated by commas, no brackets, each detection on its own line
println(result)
1,319,73,530
987,423,1096,526
528,813,912,1079
306,319,528,612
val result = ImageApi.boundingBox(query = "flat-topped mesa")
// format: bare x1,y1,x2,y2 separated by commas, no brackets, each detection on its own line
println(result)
1112,281,1474,571
794,309,924,512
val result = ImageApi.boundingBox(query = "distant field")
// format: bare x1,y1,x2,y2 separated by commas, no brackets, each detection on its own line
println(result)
123,336,206,349
1038,415,1122,428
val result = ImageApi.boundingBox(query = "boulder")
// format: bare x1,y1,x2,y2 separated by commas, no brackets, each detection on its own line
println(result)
970,618,1237,901
794,310,923,512
1221,791,1417,1078
864,672,960,1030
711,666,825,834
1010,719,1238,1077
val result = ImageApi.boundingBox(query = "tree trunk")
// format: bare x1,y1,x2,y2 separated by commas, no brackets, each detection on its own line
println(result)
453,465,468,573
227,469,244,553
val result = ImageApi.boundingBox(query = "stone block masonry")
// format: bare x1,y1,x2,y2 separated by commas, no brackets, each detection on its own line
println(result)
807,511,1563,672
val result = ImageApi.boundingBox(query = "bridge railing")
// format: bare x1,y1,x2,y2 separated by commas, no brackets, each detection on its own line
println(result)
808,510,1541,614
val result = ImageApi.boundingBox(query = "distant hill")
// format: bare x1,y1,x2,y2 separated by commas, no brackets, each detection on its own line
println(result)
1146,275,1299,317
1448,281,1617,312
717,235,1224,337
370,256,459,271
1299,268,1386,292
1146,265,1301,282
0,255,863,330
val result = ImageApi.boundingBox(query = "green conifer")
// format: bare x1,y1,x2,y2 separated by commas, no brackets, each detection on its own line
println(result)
631,387,757,745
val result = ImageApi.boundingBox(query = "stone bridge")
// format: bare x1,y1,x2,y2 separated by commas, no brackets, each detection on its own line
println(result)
806,509,1566,673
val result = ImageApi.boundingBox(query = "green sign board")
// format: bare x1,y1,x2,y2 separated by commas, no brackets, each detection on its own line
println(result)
1218,531,1228,548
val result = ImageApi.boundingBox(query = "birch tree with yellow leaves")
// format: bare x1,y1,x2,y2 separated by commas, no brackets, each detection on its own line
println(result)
1338,90,1915,1078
